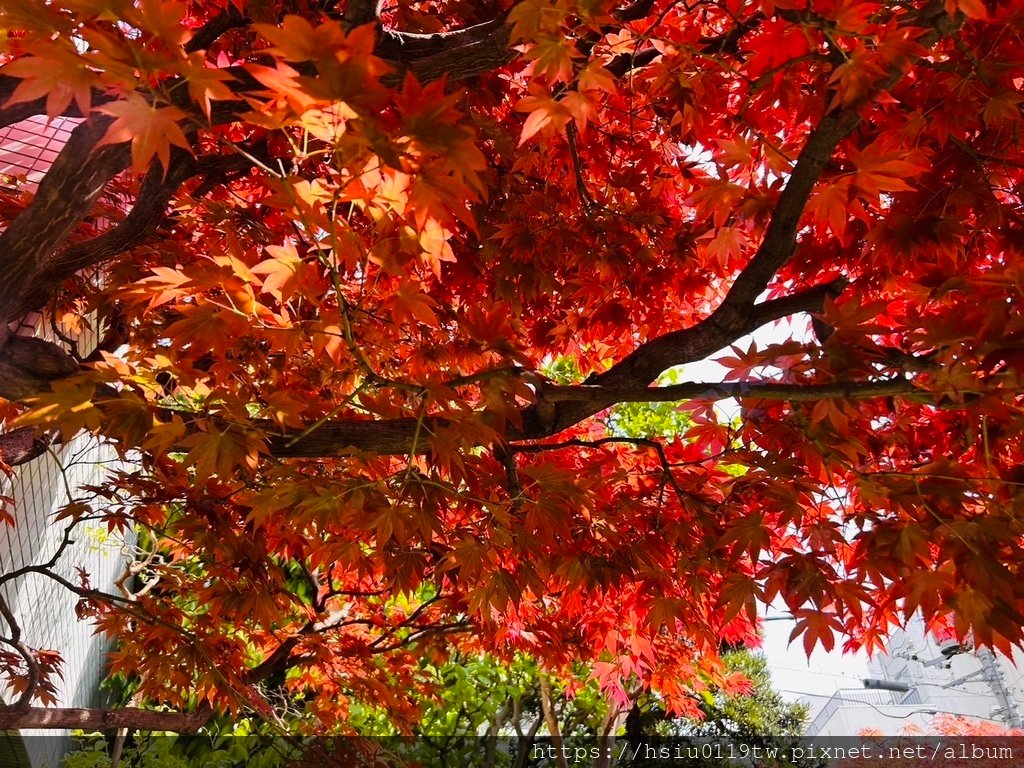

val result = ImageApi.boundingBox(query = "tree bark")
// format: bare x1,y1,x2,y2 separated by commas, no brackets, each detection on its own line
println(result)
0,705,212,732
0,118,123,341
538,673,569,768
0,338,81,402
262,376,920,459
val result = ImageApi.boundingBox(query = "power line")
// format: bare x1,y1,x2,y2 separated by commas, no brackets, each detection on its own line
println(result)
776,689,1020,728
769,665,869,683
775,690,937,720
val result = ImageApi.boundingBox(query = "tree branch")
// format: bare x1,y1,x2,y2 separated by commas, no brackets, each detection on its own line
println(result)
615,0,658,23
542,378,919,407
10,152,260,320
342,0,383,29
0,592,38,713
0,337,80,401
0,704,213,732
592,277,848,391
586,2,957,403
712,1,958,323
0,8,515,130
0,275,894,467
0,426,58,467
0,117,124,337
0,150,262,411
0,9,517,332
185,6,249,54
263,376,919,459
376,15,516,85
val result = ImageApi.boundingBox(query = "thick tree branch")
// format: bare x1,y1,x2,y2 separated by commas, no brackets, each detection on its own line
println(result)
0,10,516,329
0,152,261,409
0,117,124,338
0,337,80,401
542,378,919,407
0,426,58,467
712,2,958,323
10,152,260,320
0,593,38,713
376,15,516,84
251,270,931,459
185,6,249,54
0,9,516,130
591,3,957,397
264,376,919,459
0,704,213,732
0,276,890,467
0,80,86,129
592,277,848,391
615,0,658,23
342,0,383,29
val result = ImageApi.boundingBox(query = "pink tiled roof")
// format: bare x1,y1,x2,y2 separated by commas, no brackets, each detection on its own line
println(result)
0,114,79,188
0,115,80,333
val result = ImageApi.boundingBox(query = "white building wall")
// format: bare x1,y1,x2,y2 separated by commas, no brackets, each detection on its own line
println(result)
804,688,936,736
0,115,132,768
1,436,128,768
806,614,1024,736
867,616,1024,727
809,704,934,737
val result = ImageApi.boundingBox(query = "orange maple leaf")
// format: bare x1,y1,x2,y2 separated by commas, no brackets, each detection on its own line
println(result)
2,42,96,118
98,96,192,171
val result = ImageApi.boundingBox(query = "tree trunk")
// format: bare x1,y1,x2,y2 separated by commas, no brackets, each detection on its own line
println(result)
538,673,569,768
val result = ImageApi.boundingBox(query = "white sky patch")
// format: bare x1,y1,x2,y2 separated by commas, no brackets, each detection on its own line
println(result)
763,606,871,699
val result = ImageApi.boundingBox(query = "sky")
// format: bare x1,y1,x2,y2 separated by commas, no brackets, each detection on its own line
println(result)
761,611,870,700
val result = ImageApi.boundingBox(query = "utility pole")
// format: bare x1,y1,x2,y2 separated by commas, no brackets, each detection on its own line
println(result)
976,648,1024,728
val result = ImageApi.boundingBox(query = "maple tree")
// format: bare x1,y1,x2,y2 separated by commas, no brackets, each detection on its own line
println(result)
0,0,1020,742
63,649,807,767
